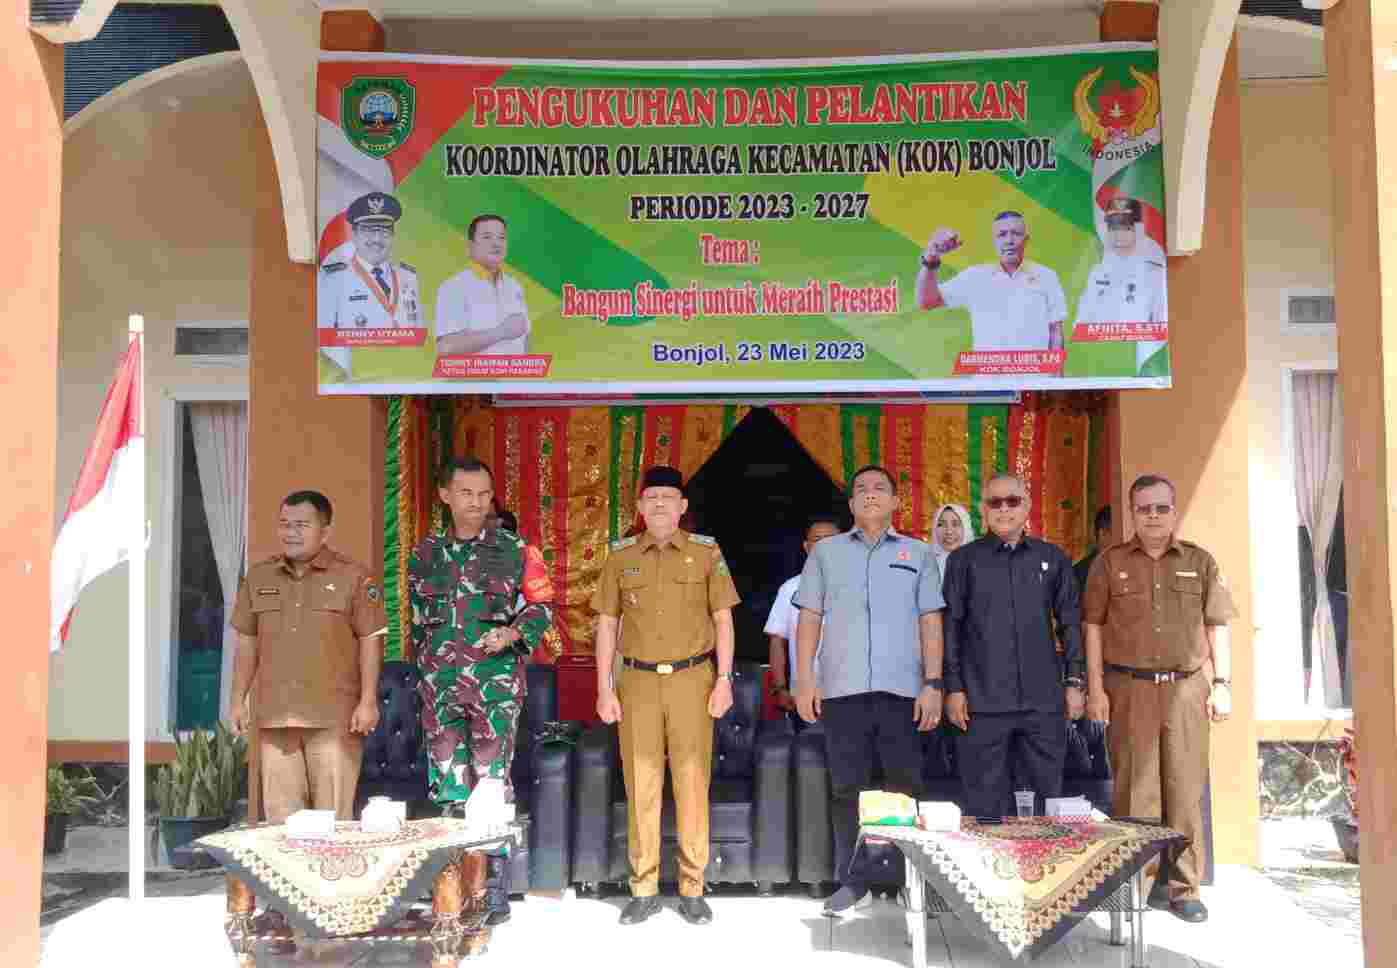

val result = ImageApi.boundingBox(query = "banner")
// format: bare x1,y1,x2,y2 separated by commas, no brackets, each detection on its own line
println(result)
316,45,1169,395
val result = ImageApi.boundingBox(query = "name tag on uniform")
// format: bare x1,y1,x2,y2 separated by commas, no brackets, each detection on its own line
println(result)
348,292,368,302
256,587,280,596
622,567,641,576
1175,570,1198,577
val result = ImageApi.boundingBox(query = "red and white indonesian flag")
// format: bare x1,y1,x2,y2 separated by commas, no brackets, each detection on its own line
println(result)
50,334,144,652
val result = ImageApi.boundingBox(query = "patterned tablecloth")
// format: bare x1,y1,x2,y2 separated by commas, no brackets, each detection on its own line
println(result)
197,818,515,940
863,819,1186,962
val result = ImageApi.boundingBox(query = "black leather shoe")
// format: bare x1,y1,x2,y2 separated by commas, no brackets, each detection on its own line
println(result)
618,895,662,925
484,854,511,926
1147,881,1170,911
676,896,714,925
1169,899,1208,923
485,901,511,926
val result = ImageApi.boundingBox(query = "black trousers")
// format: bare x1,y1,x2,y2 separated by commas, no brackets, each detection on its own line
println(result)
955,710,1066,819
821,691,924,890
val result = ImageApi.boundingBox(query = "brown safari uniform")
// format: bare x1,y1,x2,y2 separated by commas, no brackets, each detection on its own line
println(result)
231,547,387,823
591,529,741,898
1083,537,1236,901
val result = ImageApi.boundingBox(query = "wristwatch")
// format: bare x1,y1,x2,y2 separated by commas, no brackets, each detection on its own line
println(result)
920,254,941,270
716,672,733,682
1212,677,1231,687
1063,676,1086,688
923,677,945,690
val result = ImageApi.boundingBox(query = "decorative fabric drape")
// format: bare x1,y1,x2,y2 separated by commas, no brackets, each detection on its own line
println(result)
383,393,1104,660
1293,372,1344,708
189,401,249,718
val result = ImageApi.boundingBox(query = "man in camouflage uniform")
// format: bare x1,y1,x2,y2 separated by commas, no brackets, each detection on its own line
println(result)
410,455,554,815
409,455,553,948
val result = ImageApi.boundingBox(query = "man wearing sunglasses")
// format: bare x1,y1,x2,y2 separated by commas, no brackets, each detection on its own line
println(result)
941,473,1084,820
1082,475,1236,923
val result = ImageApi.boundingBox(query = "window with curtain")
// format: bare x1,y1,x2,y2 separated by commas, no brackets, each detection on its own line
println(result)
1292,371,1348,709
172,400,248,730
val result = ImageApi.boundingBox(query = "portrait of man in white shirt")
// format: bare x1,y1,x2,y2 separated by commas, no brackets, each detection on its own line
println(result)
434,214,531,358
915,211,1068,352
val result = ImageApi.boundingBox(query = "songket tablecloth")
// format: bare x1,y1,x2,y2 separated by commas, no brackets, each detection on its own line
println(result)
197,818,514,940
863,819,1186,961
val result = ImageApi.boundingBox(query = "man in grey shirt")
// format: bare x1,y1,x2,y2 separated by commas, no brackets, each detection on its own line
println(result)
794,464,945,916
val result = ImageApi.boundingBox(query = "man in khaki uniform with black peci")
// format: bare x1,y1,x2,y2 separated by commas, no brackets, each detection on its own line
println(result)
1083,474,1235,924
592,466,740,927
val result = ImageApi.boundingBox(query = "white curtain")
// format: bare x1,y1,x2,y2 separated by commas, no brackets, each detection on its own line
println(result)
1293,372,1344,708
189,402,249,719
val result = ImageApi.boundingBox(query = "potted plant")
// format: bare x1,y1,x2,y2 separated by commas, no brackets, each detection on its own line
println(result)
46,767,102,855
1331,728,1359,863
154,722,247,869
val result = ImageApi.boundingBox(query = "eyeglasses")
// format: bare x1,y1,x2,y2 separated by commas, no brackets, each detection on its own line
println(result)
1134,503,1174,516
355,225,395,238
985,496,1024,509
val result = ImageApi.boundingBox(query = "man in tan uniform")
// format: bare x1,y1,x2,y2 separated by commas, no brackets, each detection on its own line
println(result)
1083,474,1235,923
592,465,740,927
228,490,388,823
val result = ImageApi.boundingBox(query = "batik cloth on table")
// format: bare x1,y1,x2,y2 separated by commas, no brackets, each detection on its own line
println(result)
197,818,515,939
863,818,1185,961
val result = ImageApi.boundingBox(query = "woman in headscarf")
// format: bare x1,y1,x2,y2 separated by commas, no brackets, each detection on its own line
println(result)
931,502,976,588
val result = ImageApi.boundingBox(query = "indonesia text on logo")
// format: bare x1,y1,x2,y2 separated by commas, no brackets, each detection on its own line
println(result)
342,77,416,158
1073,66,1159,158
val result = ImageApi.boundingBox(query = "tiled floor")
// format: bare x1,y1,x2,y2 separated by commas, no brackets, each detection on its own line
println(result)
38,861,1362,968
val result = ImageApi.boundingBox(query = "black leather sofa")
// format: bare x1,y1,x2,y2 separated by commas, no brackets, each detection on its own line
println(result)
570,662,795,893
794,718,1113,892
355,659,576,892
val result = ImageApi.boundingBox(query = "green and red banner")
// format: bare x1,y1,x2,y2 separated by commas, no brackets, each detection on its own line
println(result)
316,45,1169,395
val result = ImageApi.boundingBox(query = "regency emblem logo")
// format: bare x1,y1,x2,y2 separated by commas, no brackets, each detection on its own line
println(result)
342,77,416,158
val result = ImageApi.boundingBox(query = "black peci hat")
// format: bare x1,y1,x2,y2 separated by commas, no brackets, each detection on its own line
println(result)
640,465,684,494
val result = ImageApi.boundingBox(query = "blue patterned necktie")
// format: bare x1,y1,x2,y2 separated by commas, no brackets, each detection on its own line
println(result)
372,266,391,299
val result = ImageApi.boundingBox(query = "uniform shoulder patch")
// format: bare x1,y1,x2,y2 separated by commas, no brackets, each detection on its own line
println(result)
610,536,638,552
364,578,381,603
398,260,417,273
688,533,717,546
321,261,347,274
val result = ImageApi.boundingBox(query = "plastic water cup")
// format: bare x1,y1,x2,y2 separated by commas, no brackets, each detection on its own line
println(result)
1014,790,1035,819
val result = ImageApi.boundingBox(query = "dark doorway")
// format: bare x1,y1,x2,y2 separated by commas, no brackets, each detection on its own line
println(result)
684,409,849,663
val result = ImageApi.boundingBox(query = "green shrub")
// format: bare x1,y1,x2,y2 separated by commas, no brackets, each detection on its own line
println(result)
47,767,102,817
154,722,248,819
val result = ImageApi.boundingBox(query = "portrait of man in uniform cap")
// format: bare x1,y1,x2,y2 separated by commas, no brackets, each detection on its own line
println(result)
316,190,424,381
1074,194,1169,376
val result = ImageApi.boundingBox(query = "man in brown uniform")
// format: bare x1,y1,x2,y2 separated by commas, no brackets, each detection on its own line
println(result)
1083,474,1235,923
228,490,387,822
592,465,740,927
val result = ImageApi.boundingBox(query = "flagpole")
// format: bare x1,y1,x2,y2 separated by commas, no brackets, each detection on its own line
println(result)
128,314,146,904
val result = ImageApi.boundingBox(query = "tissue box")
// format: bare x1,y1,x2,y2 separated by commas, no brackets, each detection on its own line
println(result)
858,790,918,827
285,809,337,837
361,798,406,834
1045,797,1093,818
917,801,962,832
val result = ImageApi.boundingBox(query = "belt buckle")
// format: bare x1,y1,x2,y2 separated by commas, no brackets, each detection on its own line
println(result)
656,663,674,676
1154,671,1170,684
